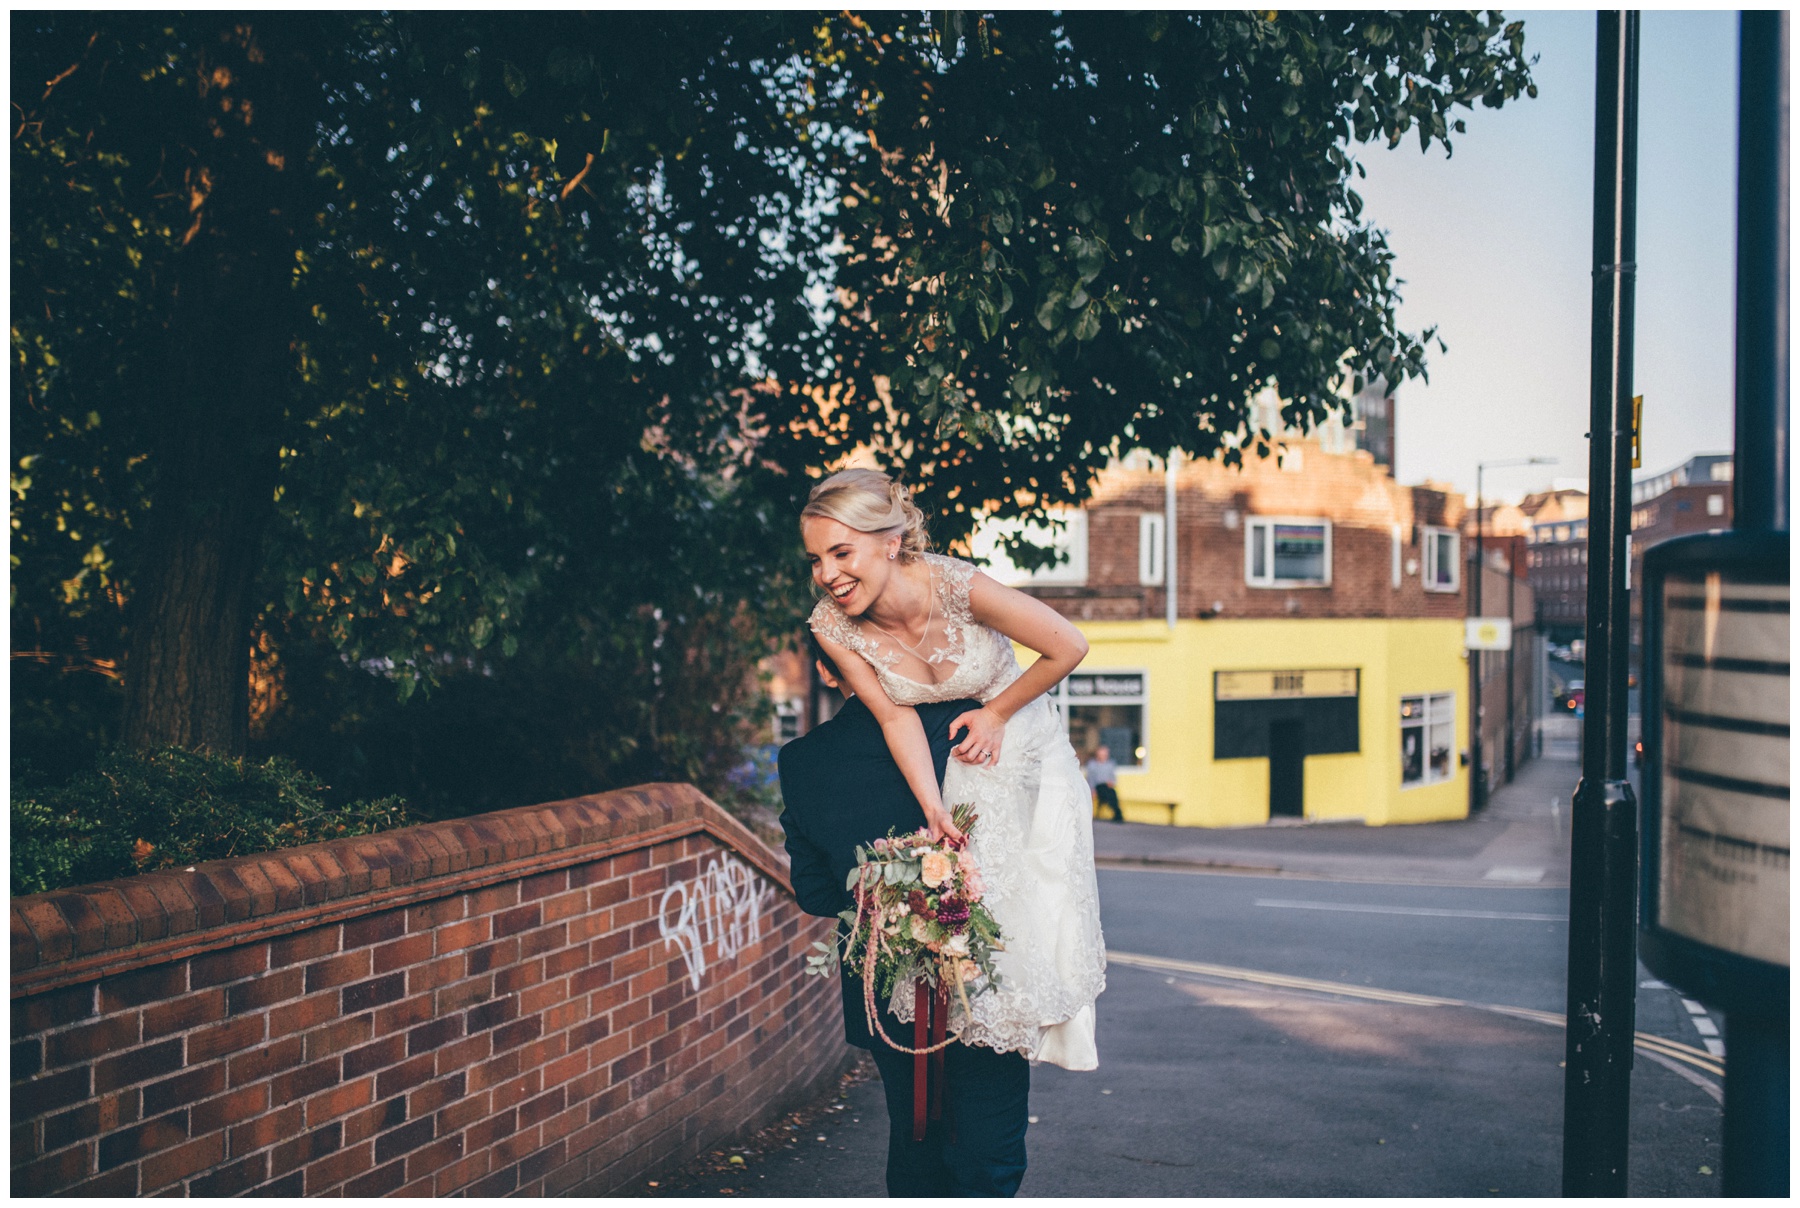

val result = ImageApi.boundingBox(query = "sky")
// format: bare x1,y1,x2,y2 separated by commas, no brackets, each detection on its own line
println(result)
1352,10,1741,502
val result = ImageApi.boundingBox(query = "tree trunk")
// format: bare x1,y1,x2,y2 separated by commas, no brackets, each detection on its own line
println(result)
119,20,308,756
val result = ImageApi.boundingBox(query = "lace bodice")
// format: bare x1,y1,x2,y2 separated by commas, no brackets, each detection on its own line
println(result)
807,553,1023,706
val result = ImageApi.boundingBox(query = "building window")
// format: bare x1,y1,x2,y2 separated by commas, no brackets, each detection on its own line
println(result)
1422,526,1460,592
1059,671,1148,768
1138,513,1166,585
774,699,802,743
1400,693,1456,787
1246,518,1331,587
1707,494,1725,516
1391,524,1403,589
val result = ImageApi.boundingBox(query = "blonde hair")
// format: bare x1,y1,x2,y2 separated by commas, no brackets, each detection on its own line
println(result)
801,468,931,561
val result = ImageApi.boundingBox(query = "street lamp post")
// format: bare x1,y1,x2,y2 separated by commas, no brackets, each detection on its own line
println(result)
1473,456,1556,809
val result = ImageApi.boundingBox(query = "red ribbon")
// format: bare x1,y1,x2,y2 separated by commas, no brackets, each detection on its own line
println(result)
911,980,951,1142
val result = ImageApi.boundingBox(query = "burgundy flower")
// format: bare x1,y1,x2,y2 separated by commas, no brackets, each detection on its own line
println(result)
935,896,970,929
907,889,936,920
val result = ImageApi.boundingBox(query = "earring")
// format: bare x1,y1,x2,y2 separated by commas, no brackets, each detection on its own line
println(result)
888,550,897,560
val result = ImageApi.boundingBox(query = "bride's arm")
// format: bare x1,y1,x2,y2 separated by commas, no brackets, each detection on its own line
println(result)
813,629,967,843
949,571,1089,764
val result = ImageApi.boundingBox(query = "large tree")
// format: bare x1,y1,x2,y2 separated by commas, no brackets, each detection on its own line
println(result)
787,10,1535,555
13,13,830,758
13,12,1536,768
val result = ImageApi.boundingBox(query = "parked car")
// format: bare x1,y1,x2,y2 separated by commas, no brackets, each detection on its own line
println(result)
1556,679,1586,712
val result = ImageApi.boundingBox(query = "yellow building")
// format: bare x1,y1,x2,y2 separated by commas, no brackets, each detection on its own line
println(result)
973,412,1531,826
1047,617,1469,827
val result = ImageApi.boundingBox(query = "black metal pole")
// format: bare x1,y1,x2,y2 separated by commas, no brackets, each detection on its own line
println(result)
1721,10,1790,1198
1506,559,1516,782
1473,464,1485,809
1562,10,1640,1197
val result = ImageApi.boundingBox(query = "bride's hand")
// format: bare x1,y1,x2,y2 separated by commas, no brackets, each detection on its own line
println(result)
949,706,1005,768
924,802,967,845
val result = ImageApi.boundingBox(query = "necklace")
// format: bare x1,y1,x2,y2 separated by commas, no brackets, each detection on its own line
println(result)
863,567,937,660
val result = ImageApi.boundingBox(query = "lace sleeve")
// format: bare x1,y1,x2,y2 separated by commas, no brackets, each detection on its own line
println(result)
926,553,978,626
807,596,861,653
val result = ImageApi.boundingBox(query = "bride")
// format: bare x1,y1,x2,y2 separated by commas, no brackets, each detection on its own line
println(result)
802,468,1107,1071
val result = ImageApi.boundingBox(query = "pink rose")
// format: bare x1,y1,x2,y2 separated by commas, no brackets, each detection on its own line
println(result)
961,864,985,902
910,915,932,944
921,850,953,889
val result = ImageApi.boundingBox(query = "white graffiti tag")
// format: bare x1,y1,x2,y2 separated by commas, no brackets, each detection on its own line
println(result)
658,855,771,991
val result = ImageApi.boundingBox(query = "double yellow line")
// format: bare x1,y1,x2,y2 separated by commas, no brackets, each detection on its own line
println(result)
1110,950,1724,1080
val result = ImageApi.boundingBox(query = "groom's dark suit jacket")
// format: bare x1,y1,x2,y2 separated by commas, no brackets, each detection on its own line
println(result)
778,694,981,1050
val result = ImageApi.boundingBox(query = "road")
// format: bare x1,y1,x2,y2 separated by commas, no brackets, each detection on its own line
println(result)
640,862,1723,1198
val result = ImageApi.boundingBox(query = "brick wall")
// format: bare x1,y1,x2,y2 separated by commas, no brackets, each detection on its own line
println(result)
11,785,848,1197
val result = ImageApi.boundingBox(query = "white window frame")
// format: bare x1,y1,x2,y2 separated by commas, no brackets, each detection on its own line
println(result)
1055,669,1150,770
1390,524,1403,589
1421,525,1461,593
1245,516,1332,588
1400,692,1457,788
1138,513,1166,585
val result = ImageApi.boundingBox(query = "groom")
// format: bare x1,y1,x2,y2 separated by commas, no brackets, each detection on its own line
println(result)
778,639,1031,1197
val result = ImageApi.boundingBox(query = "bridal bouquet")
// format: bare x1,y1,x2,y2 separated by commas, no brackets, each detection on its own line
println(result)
804,802,1003,1048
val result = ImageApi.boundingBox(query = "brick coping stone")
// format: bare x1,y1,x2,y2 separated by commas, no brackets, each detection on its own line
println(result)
12,783,788,998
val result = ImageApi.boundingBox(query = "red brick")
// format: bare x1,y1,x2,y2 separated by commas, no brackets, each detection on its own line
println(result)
340,910,405,957
303,1138,374,1195
13,1141,95,1196
99,963,186,1011
267,923,341,969
466,937,519,975
434,917,488,955
344,972,406,1013
142,988,227,1040
46,1012,141,1067
405,897,463,934
142,1062,226,1117
468,882,519,915
272,1120,343,1178
374,991,436,1037
406,1015,463,1058
227,966,303,1014
376,1052,436,1101
432,1032,492,1077
437,973,496,1013
461,1159,514,1197
304,1013,373,1063
436,1086,490,1134
12,981,96,1036
406,1131,464,1183
140,1132,224,1193
41,1101,98,1152
342,1033,406,1080
305,949,373,993
408,953,464,993
227,1035,302,1087
59,1163,138,1198
190,943,268,989
435,1144,493,1195
493,902,542,938
342,1094,407,1145
98,1108,187,1170
271,1056,338,1105
190,1082,268,1136
346,1156,408,1197
498,957,549,994
305,1077,375,1126
93,1038,183,1093
407,1071,465,1120
189,1150,268,1197
229,1102,303,1158
373,932,434,975
189,1014,265,1063
268,989,338,1040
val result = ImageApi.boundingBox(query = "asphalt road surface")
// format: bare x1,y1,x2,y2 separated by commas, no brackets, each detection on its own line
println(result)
641,866,1723,1198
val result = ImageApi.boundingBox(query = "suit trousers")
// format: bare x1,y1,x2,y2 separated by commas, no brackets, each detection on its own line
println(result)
865,1038,1030,1197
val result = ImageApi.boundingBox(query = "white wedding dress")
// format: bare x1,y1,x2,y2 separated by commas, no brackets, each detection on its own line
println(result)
809,553,1107,1071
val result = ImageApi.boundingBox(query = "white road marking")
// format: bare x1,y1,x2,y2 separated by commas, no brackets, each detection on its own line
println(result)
1682,998,1708,1015
1704,1039,1726,1057
1691,1016,1720,1037
1108,950,1725,1092
1253,898,1565,922
1483,866,1546,883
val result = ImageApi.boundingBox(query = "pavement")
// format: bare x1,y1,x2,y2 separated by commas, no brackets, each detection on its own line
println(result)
634,719,1724,1197
1089,718,1582,890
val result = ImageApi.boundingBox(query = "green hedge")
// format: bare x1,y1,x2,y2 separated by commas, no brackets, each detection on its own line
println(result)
11,747,410,897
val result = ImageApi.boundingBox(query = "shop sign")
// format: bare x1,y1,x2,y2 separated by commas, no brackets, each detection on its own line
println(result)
1214,668,1358,701
1066,673,1144,698
1464,617,1513,650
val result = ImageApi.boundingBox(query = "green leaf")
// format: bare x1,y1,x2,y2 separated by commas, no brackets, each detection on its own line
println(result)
1073,306,1100,342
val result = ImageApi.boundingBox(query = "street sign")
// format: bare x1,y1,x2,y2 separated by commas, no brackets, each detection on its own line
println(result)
1640,531,1789,1014
1464,617,1513,650
1632,395,1643,469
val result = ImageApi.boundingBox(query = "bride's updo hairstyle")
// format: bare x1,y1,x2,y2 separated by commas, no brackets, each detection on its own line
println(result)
801,468,931,562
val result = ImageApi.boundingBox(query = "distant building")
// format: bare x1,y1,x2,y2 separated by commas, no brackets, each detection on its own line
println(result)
1629,454,1734,649
970,396,1538,827
1522,488,1590,644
